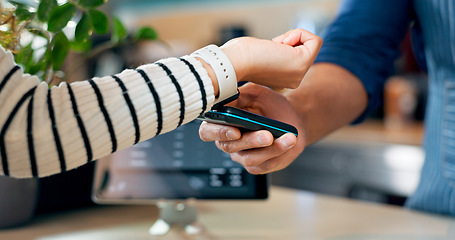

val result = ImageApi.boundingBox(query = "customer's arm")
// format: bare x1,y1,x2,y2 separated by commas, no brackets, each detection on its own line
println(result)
0,48,216,178
0,30,321,178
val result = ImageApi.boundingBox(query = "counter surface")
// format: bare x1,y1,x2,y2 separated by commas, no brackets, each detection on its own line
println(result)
0,186,453,240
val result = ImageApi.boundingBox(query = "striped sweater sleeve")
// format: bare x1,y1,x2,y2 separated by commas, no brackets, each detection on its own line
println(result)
0,46,215,178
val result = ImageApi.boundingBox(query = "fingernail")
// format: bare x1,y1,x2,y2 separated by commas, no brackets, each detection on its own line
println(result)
281,134,296,149
226,130,235,140
283,35,291,44
257,133,269,146
272,35,283,42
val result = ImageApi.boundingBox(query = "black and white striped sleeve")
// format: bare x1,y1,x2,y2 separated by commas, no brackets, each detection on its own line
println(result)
0,46,215,178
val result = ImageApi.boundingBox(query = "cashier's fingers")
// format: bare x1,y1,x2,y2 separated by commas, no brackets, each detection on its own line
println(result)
227,133,297,174
243,153,295,175
242,159,284,175
199,121,242,142
215,130,274,153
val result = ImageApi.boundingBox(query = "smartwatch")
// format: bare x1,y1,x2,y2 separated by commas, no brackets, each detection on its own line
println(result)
191,45,238,105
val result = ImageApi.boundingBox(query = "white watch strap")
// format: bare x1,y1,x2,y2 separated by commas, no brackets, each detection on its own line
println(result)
191,44,237,105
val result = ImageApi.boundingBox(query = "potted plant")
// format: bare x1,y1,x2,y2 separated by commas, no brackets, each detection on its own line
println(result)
1,0,158,83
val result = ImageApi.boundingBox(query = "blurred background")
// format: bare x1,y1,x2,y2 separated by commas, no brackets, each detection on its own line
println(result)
1,0,427,228
107,0,427,207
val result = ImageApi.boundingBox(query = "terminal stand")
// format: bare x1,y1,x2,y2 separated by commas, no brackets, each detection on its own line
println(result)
148,199,204,236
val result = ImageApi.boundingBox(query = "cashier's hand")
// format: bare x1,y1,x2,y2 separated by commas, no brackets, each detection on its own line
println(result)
199,83,306,174
221,28,322,89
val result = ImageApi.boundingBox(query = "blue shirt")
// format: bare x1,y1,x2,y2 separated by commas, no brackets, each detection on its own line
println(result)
315,0,455,215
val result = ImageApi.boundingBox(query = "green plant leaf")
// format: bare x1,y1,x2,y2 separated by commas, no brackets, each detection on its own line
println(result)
75,13,93,43
28,58,46,76
89,9,108,34
134,27,158,41
51,32,70,70
15,6,33,21
78,0,106,8
26,26,50,42
70,39,92,53
48,3,76,33
7,0,27,8
42,48,52,72
112,17,127,43
37,0,58,22
15,43,34,69
30,49,52,80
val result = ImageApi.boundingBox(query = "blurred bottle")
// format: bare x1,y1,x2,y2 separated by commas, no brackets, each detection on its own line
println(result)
384,76,418,129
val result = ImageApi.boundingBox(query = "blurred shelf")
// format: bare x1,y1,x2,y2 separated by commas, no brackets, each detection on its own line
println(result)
325,120,424,146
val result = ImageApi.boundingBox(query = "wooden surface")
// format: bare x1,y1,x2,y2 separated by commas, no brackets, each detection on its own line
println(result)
0,186,453,240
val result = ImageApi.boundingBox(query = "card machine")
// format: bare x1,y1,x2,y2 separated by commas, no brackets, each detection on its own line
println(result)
198,92,298,138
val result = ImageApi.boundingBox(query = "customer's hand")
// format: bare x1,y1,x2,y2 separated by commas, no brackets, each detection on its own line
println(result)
198,83,306,174
222,28,322,89
198,28,321,174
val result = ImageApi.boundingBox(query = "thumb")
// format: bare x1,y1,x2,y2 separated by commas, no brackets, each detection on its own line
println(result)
234,83,269,109
272,29,293,43
282,29,322,57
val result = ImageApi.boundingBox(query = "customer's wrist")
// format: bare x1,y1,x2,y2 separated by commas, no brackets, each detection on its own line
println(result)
191,44,238,104
195,57,219,97
220,38,251,82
